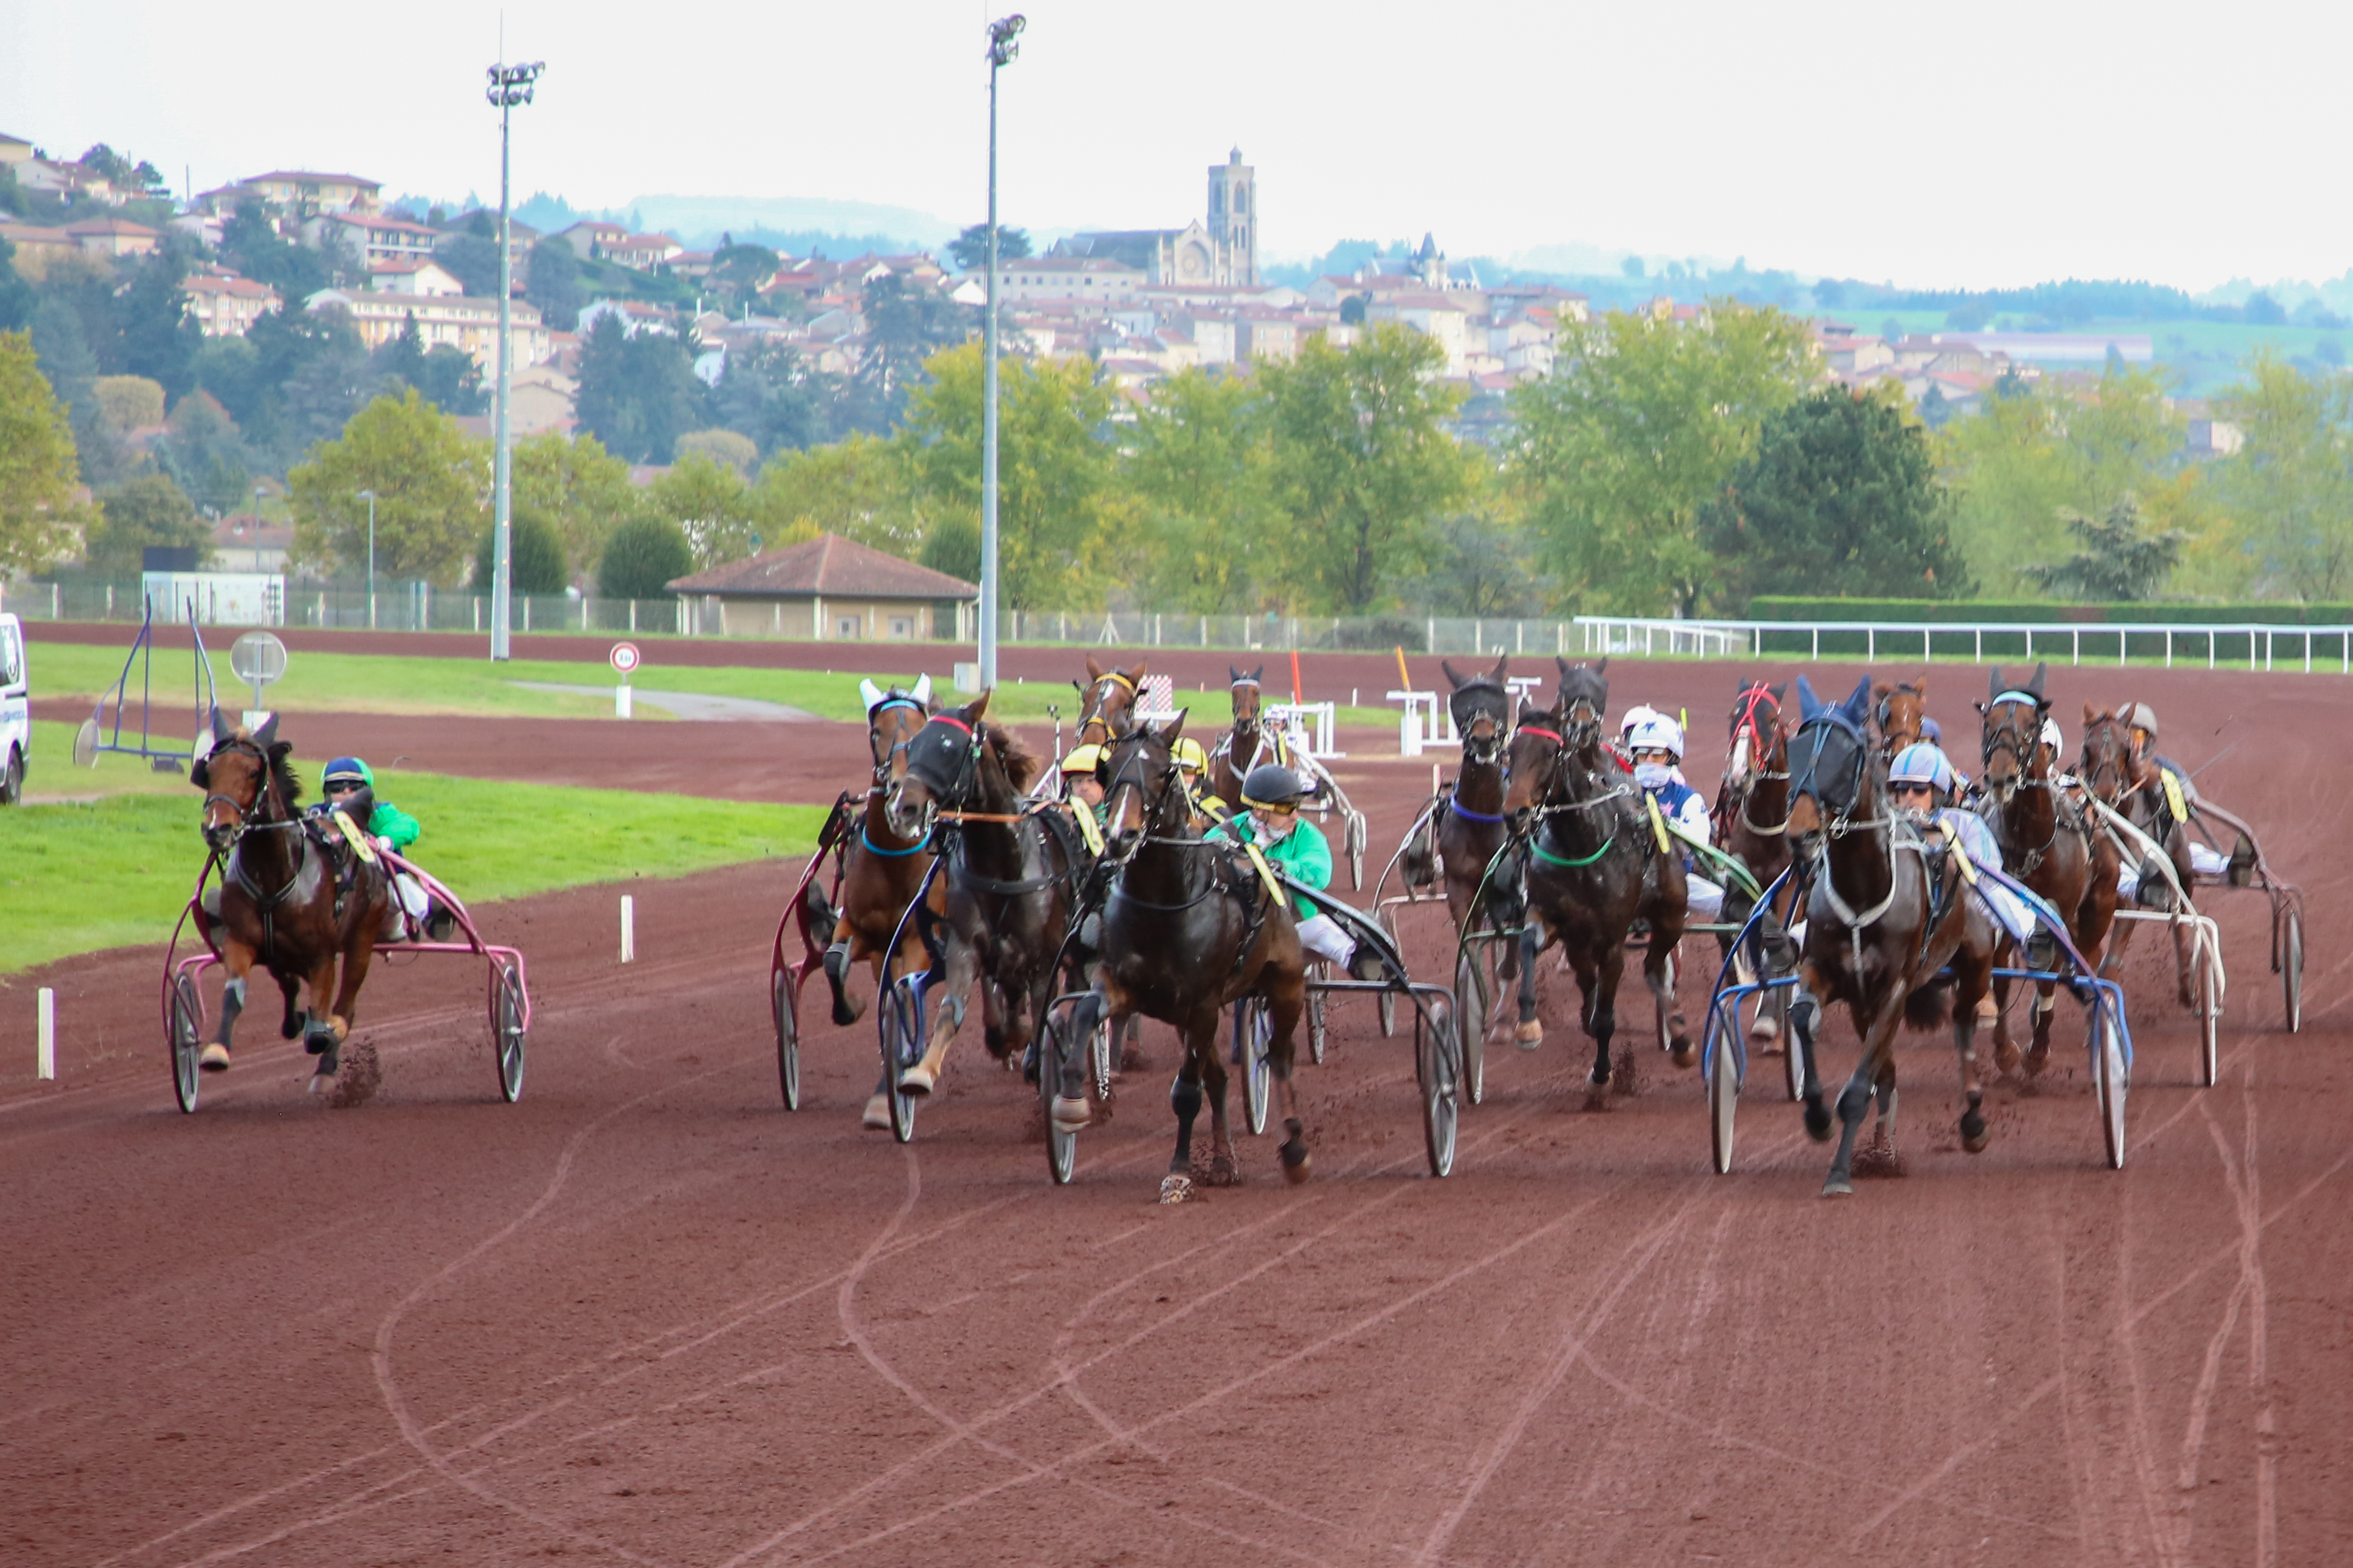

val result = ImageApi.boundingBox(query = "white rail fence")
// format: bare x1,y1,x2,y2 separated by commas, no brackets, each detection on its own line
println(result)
1573,616,2353,673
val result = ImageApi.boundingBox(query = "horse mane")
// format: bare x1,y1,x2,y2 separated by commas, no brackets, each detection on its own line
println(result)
987,725,1042,793
272,750,304,809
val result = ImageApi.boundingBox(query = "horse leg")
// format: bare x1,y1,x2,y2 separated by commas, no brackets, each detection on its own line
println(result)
1649,941,1693,1068
1580,947,1623,1093
1824,998,1905,1197
1201,1011,1240,1187
1266,977,1312,1184
899,929,978,1095
863,946,919,1129
1791,962,1832,1141
276,973,303,1039
2169,916,2197,1011
1989,958,2021,1076
1863,1060,1900,1167
1514,922,1544,1047
1163,1015,1217,1203
824,917,868,1027
301,955,345,1076
2025,981,2057,1074
201,939,259,1070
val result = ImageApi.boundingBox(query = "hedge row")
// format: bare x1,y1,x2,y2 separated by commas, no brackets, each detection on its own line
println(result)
1747,598,2353,626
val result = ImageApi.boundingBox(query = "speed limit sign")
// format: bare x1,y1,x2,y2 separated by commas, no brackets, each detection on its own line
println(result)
609,642,641,676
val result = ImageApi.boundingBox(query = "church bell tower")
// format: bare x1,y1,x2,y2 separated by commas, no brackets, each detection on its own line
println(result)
1206,147,1257,287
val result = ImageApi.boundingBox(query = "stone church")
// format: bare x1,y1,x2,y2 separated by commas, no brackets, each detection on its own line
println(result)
1054,148,1259,287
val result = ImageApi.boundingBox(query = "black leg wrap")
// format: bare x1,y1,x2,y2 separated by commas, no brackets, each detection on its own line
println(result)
821,941,851,982
1170,1074,1205,1120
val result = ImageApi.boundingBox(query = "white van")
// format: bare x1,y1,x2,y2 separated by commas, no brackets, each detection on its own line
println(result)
1,613,27,805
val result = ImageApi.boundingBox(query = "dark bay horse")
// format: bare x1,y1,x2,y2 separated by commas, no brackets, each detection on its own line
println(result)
1502,658,1691,1091
1209,664,1285,817
886,690,1081,1097
1072,718,1311,1202
813,683,943,1128
1783,677,1998,1195
1714,679,1795,1046
2081,705,2198,1007
1872,674,1930,756
1398,657,1524,1046
1974,664,2117,1073
190,713,389,1078
1073,656,1148,748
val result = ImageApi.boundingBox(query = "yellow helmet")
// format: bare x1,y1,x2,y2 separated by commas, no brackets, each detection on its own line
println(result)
1171,737,1209,773
1063,744,1106,774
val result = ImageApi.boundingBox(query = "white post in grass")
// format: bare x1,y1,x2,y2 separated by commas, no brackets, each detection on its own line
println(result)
620,895,636,964
37,988,55,1080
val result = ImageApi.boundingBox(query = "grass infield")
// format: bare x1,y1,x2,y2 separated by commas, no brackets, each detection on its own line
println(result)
0,771,825,974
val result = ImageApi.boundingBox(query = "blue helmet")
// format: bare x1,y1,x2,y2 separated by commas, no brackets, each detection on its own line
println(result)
322,756,372,790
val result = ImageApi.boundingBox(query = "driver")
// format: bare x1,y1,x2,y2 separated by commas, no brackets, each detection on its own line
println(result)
1626,713,1722,922
318,756,448,941
1211,763,1383,979
1888,741,2056,967
2116,702,2251,883
1171,736,1224,824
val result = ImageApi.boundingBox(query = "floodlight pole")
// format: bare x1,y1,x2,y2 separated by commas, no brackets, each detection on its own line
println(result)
486,58,544,662
357,489,376,629
978,13,1024,692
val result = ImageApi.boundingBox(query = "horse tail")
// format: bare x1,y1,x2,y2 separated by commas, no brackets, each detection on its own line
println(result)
1903,978,1953,1033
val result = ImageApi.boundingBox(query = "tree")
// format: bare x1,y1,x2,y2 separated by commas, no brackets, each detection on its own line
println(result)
751,433,928,557
643,452,758,568
116,245,203,398
523,238,583,331
433,234,501,297
367,314,487,415
286,389,487,583
0,329,88,574
574,314,707,463
1258,324,1475,613
472,511,570,593
1413,509,1545,616
1705,387,1970,607
2208,352,2353,601
0,236,35,332
949,224,1031,272
218,202,337,301
157,393,253,515
1126,367,1275,612
596,515,694,599
710,339,821,454
2022,494,2184,600
901,341,1119,608
859,273,973,413
235,303,373,469
675,429,758,472
1510,301,1816,614
87,472,210,572
509,432,639,577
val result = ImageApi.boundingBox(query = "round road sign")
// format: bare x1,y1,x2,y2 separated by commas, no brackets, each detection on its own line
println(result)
229,631,289,688
610,642,641,676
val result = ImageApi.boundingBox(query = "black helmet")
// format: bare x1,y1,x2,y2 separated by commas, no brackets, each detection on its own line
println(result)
1241,763,1306,809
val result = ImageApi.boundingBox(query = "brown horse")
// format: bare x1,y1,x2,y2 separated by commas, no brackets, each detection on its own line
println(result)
190,713,389,1079
885,690,1081,1097
813,683,945,1128
1073,717,1312,1201
1208,664,1296,818
1503,658,1691,1091
1973,663,2117,1074
1714,679,1796,1045
2081,705,2198,1007
1872,674,1930,756
1784,676,1998,1195
1073,655,1148,748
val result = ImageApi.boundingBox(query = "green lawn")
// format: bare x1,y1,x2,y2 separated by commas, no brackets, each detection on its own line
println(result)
0,771,825,973
20,639,1402,730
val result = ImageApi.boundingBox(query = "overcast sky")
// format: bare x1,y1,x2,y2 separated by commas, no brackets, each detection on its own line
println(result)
7,0,2346,291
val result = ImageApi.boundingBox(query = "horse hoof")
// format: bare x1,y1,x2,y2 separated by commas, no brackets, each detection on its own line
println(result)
1203,1154,1240,1187
1803,1099,1832,1141
199,1044,230,1072
1158,1174,1195,1205
1280,1142,1312,1184
304,1030,335,1057
1050,1095,1090,1133
861,1094,892,1130
1589,1064,1612,1088
898,1063,939,1095
1748,1015,1781,1044
1960,1116,1990,1153
1669,1038,1696,1070
2021,1046,2050,1079
831,999,864,1028
1515,1021,1543,1049
1821,1176,1854,1198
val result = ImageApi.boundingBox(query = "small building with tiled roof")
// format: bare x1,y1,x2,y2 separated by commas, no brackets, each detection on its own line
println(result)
668,533,978,642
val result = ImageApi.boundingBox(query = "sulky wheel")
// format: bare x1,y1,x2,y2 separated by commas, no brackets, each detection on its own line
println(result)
880,978,921,1143
2196,944,2220,1089
1307,962,1329,1065
1708,1004,1740,1175
1777,988,1804,1104
169,973,203,1114
1345,811,1368,891
1453,948,1487,1107
1235,996,1272,1137
2094,996,2128,1171
1376,908,1400,1037
1041,1012,1080,1185
1654,945,1679,1053
493,959,527,1103
773,967,802,1111
1417,996,1460,1178
2282,906,2304,1034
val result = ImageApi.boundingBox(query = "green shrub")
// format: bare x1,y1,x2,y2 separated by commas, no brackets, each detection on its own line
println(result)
473,511,570,594
596,515,695,599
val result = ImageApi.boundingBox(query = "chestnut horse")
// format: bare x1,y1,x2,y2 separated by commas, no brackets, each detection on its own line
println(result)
1502,658,1691,1092
1872,674,1930,756
2081,705,2198,1007
1208,664,1297,818
1974,664,2117,1074
1074,718,1312,1201
1714,679,1796,1044
190,713,390,1079
1783,676,1998,1195
1073,656,1148,748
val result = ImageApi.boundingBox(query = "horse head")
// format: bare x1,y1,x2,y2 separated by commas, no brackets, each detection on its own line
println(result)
1228,664,1266,736
1552,658,1610,748
1785,675,1876,847
1100,714,1183,859
192,709,293,855
888,690,990,840
1872,673,1928,757
1442,653,1511,763
1077,656,1147,745
863,676,934,788
1503,697,1570,817
1725,679,1787,786
1975,661,2050,801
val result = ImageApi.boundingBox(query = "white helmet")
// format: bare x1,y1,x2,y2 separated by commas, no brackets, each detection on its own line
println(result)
1627,712,1685,760
1889,742,1953,792
1618,704,1659,741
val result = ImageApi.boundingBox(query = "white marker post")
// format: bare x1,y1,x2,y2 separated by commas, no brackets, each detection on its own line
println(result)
37,988,55,1080
611,640,641,718
620,895,636,964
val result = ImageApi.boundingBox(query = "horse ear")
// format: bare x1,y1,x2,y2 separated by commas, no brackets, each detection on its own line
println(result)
1989,666,2004,701
2027,661,2048,700
1441,660,1466,689
1795,675,1824,721
1128,660,1148,683
2083,700,2098,726
859,678,884,711
1490,652,1508,684
1229,665,1243,683
254,713,279,748
911,673,931,706
1085,654,1103,681
1872,680,1891,700
1769,681,1786,703
1841,676,1874,723
1163,708,1186,741
1915,672,1928,698
966,690,993,723
1249,664,1264,682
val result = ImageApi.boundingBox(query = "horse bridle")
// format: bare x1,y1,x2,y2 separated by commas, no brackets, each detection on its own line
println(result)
202,738,302,857
1790,711,1882,839
1979,696,2044,800
866,695,927,786
1449,684,1509,767
904,714,1073,897
1872,684,1922,748
1077,671,1136,746
1725,685,1790,836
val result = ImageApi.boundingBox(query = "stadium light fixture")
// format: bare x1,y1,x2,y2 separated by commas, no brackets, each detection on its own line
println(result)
485,58,544,662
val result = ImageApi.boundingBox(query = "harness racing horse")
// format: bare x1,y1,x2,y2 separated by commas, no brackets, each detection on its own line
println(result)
1714,680,1796,1044
1207,665,1293,817
2081,705,2199,1008
1070,717,1312,1202
1398,657,1526,1040
1502,658,1692,1093
1974,664,2118,1074
1872,675,1930,756
886,691,1083,1099
190,712,391,1078
1783,677,1999,1196
813,681,943,1127
1073,656,1148,748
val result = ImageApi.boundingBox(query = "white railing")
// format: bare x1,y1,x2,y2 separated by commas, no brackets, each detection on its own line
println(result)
1573,616,2353,673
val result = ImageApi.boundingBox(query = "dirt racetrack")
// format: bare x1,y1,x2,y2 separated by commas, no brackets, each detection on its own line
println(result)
4,659,2350,1566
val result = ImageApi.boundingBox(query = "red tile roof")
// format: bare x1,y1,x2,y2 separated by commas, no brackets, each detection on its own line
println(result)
668,533,978,600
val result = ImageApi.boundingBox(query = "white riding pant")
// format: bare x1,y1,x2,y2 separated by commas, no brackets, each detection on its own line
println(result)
393,872,429,918
2117,844,2228,902
1687,875,1723,923
1295,913,1356,969
1979,881,2039,947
